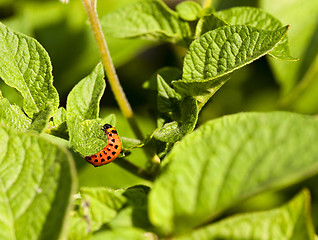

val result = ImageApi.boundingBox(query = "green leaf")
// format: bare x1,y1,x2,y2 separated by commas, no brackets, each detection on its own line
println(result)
79,187,127,232
182,25,289,81
28,104,53,133
101,0,192,46
50,107,68,139
109,185,152,230
176,189,315,240
66,63,106,156
157,75,181,119
173,25,289,108
194,13,228,38
92,228,153,240
0,125,76,240
260,0,318,111
0,22,59,118
53,107,67,128
172,75,230,110
176,1,202,21
101,113,116,127
67,187,126,240
214,7,296,60
68,185,152,239
121,137,143,150
67,211,91,240
154,97,198,143
143,67,182,91
0,98,31,129
149,112,318,235
69,119,106,156
66,63,105,123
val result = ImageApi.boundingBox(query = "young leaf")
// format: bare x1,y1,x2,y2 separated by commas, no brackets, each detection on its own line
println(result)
79,187,127,232
121,137,143,150
0,22,59,118
173,25,289,108
176,1,202,21
176,190,315,240
109,185,152,230
67,211,91,240
214,7,296,60
50,107,68,139
154,97,198,143
157,75,181,119
92,228,153,240
101,113,116,127
67,187,126,240
0,98,31,129
195,13,228,38
69,119,106,156
143,66,182,91
66,63,106,156
0,125,76,240
28,104,53,133
68,185,151,239
66,63,105,123
149,112,318,235
53,107,67,128
173,74,230,110
101,0,192,46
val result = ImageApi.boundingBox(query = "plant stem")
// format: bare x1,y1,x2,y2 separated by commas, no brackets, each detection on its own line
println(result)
114,158,154,181
82,0,161,172
82,0,143,140
202,0,212,8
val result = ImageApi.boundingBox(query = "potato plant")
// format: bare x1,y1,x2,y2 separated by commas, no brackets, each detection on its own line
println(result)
0,0,318,239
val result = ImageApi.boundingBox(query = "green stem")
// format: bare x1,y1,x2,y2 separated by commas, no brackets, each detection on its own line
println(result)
82,0,161,172
114,158,154,181
202,0,212,8
82,0,143,140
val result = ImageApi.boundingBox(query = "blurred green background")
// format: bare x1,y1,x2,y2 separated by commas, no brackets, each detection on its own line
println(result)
0,0,317,197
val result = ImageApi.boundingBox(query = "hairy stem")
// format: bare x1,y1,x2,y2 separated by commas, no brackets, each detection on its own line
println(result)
114,158,154,181
202,0,213,8
82,0,161,172
82,0,143,140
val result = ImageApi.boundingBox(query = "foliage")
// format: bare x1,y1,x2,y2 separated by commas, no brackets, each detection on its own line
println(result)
0,0,318,239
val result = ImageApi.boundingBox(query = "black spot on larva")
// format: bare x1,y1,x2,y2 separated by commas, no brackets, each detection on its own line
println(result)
94,154,97,158
109,133,113,137
101,159,105,162
115,145,118,149
103,151,107,154
111,138,115,143
87,157,91,160
109,143,113,146
94,159,98,162
111,130,117,134
107,156,111,160
107,148,111,151
99,153,102,157
112,151,116,156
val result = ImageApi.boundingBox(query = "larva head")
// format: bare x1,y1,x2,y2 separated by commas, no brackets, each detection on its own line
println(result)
102,124,112,133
